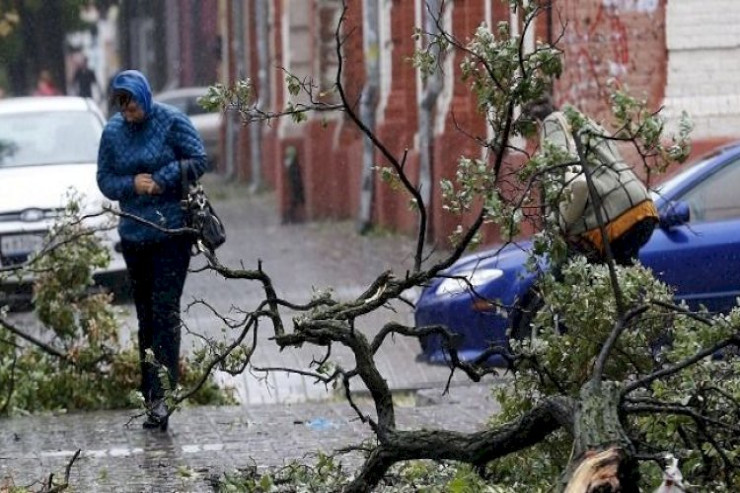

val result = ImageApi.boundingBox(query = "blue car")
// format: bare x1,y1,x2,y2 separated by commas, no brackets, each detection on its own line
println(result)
415,141,740,364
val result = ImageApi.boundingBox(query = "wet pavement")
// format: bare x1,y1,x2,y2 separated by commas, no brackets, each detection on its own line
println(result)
1,177,505,491
0,384,501,492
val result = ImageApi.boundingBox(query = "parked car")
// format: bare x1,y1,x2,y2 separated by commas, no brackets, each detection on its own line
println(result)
415,141,740,365
154,86,221,170
0,96,128,304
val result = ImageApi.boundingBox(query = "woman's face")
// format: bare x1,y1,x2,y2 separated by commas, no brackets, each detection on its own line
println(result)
120,100,145,123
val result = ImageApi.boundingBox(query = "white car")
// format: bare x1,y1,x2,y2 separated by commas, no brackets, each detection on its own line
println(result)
154,86,221,170
0,96,128,304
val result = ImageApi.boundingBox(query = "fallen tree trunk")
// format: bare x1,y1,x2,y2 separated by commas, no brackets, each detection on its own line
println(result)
344,396,575,492
341,378,641,492
562,380,639,493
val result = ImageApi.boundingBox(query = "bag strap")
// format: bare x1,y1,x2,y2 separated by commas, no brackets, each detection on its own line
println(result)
180,160,191,198
551,111,578,154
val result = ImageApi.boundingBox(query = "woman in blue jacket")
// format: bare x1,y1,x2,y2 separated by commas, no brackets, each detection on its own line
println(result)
97,70,207,431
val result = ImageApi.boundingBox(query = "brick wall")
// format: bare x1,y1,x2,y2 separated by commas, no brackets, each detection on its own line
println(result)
429,1,495,244
554,0,666,121
232,0,683,245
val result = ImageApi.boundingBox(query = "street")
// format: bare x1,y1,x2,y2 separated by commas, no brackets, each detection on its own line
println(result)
0,178,501,492
179,178,474,404
9,176,474,406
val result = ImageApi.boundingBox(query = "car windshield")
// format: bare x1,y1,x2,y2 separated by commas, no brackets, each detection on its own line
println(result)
651,146,739,202
158,94,214,116
0,110,102,167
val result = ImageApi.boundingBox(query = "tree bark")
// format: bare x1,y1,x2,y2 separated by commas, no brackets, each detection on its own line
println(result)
344,396,574,492
562,381,639,493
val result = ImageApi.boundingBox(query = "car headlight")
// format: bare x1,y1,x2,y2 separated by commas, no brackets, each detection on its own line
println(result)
434,268,505,296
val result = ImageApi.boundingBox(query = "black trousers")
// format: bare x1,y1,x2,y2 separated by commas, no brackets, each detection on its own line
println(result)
121,236,191,403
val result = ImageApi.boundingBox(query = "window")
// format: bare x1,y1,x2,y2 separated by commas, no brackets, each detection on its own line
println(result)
0,111,102,167
679,158,740,223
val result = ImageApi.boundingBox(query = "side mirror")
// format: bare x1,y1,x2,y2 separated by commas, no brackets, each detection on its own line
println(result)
659,200,690,229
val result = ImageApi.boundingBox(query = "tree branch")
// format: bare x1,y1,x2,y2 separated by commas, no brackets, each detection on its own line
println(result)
347,396,574,492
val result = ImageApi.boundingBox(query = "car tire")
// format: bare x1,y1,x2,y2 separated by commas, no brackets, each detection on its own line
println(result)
511,291,545,341
109,272,132,303
511,289,566,341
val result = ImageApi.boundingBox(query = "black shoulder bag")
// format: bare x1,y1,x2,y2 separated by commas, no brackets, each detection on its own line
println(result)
180,160,226,256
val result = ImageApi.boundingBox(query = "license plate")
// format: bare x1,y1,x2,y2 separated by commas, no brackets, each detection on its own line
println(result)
0,234,44,257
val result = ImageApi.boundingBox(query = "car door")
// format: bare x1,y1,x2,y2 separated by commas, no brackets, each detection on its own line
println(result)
641,155,740,313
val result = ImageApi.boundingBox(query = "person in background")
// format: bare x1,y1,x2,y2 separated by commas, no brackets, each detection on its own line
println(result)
96,70,207,431
33,70,61,96
523,93,658,267
72,56,99,99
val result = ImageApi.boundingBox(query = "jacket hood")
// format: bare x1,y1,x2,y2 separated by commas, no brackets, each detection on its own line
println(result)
110,70,153,115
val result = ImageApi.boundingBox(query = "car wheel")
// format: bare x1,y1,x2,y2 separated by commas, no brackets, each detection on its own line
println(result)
511,291,545,341
511,290,566,341
109,272,132,303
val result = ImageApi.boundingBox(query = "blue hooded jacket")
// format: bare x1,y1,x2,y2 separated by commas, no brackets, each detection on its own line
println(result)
97,70,207,243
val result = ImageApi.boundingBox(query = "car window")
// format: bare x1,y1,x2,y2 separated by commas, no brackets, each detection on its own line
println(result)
0,110,103,167
158,93,213,116
678,157,740,223
186,97,211,116
161,96,188,113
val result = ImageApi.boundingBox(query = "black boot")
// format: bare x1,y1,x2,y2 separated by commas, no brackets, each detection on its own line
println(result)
142,401,169,431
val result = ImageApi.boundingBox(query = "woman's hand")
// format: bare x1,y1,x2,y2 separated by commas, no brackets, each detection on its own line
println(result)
134,173,163,195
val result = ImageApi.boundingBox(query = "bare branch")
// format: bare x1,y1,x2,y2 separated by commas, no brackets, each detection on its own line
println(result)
347,396,574,491
0,316,72,362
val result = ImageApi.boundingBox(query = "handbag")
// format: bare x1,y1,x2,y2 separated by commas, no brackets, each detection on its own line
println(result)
180,160,226,256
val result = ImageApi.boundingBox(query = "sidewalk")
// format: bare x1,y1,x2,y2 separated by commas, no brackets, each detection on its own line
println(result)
169,177,478,405
0,384,501,492
1,182,505,491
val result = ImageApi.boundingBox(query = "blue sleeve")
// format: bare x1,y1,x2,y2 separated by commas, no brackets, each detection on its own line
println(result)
96,129,136,201
152,112,207,191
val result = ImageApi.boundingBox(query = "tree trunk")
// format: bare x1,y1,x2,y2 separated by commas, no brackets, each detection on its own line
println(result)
562,381,639,493
343,397,575,492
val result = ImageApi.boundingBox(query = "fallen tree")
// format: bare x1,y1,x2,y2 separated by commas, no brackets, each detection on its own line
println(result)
0,195,232,416
8,1,740,491
186,1,740,491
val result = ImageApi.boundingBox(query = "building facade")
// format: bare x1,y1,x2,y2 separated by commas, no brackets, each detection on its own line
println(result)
216,0,737,246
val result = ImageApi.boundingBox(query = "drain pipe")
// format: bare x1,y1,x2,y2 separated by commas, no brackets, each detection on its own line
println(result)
357,0,380,233
417,0,442,238
249,0,269,192
225,0,246,180
164,0,180,90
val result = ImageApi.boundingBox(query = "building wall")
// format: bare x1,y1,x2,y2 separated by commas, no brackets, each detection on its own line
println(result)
118,0,219,91
554,0,666,120
429,1,498,243
227,0,724,246
663,0,740,157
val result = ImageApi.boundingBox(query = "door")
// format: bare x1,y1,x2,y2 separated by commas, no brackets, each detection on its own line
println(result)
641,156,740,313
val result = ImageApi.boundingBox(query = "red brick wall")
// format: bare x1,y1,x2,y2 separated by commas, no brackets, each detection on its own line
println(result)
429,1,510,245
553,0,666,120
372,0,420,235
299,3,365,221
237,0,672,245
552,0,670,181
268,0,288,218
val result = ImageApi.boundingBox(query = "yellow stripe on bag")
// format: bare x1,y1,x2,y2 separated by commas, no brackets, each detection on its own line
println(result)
580,200,658,253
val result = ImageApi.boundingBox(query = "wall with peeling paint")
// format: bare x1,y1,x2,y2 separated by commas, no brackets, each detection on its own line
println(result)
553,0,666,124
223,0,738,244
